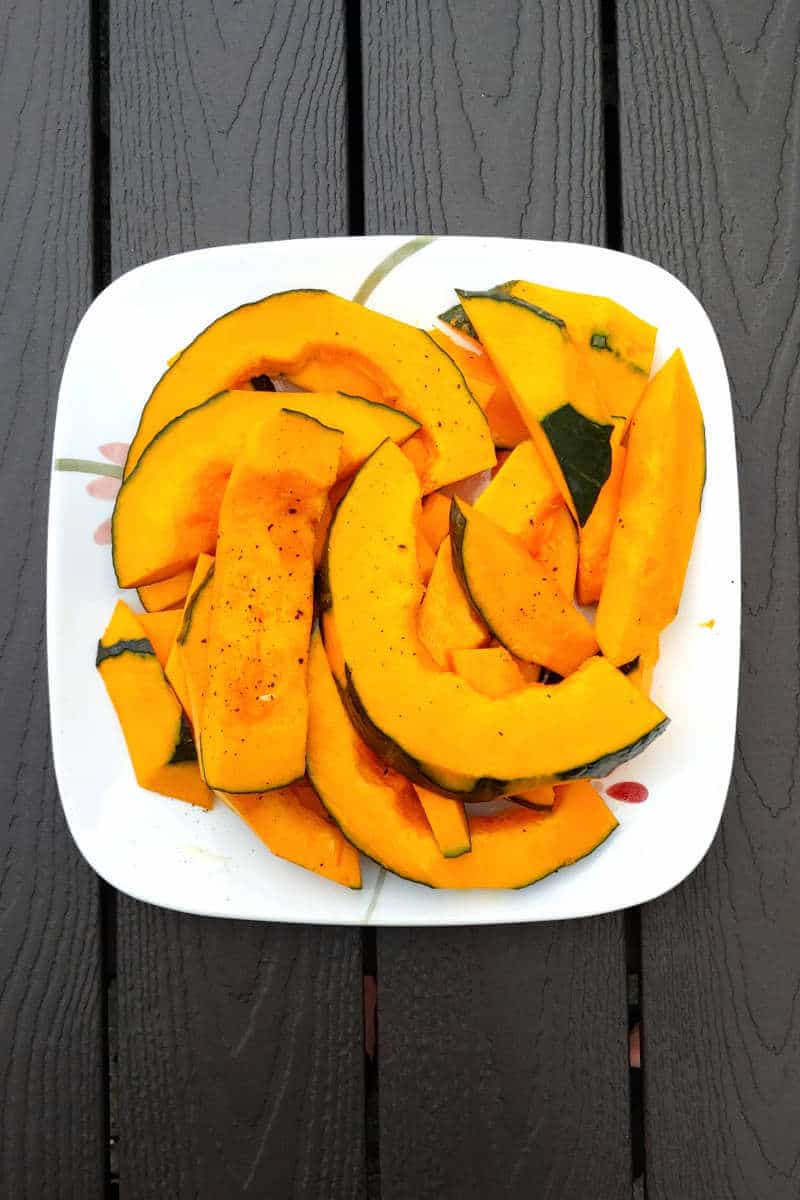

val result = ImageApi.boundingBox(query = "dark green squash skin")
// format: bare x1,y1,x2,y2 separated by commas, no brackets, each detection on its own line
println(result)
97,636,199,766
539,403,614,525
177,562,215,646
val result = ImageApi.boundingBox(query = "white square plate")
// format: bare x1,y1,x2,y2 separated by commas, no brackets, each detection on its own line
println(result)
49,235,739,924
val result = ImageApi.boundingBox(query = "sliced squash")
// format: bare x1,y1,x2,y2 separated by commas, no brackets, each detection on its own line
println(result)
285,358,383,405
508,785,556,810
596,351,705,665
137,566,195,612
114,389,419,588
202,409,341,793
450,646,529,698
414,785,471,858
221,782,361,889
417,439,561,666
419,492,452,552
137,609,181,669
96,601,211,808
577,442,626,605
125,289,494,493
173,555,216,728
322,440,668,798
428,327,528,448
450,499,598,676
537,506,579,598
457,290,614,524
307,633,618,887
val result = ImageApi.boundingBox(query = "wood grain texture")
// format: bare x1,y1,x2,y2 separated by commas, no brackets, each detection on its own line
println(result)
617,3,800,1196
362,0,604,242
110,4,364,1197
0,2,105,1196
362,3,630,1196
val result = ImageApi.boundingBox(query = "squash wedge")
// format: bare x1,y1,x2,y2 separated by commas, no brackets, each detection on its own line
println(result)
450,499,598,676
577,441,627,605
125,289,494,493
202,409,341,793
172,555,216,729
537,505,579,598
322,440,668,798
137,609,181,669
307,633,618,887
137,566,195,612
450,645,529,698
414,785,471,858
114,388,419,587
596,351,705,664
96,601,211,808
428,326,528,448
457,290,615,524
419,492,452,553
221,783,361,889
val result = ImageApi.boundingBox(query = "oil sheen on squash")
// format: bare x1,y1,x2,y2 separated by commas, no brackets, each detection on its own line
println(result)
307,633,618,888
322,440,668,799
201,409,342,793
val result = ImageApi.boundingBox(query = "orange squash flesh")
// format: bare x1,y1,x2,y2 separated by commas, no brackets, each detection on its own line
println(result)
137,566,195,612
420,492,452,552
125,289,494,493
113,389,418,588
450,646,528,698
323,440,668,796
201,410,342,793
307,633,618,888
221,782,361,889
596,350,705,665
450,499,598,677
137,609,181,669
96,601,211,808
537,506,579,599
577,442,627,605
508,785,556,810
418,439,561,666
414,785,471,858
428,326,529,448
173,555,216,729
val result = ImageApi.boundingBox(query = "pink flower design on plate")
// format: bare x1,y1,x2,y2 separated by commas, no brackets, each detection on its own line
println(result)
86,444,128,543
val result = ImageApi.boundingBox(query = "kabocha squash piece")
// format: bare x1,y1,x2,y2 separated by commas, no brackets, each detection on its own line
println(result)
625,639,659,697
125,289,494,493
202,410,342,793
418,440,561,666
508,785,556,810
596,351,705,665
537,506,579,599
417,524,436,585
137,609,181,669
114,389,419,587
322,440,668,798
577,442,627,605
450,646,528,699
137,566,195,612
414,785,471,858
172,555,216,728
96,601,211,808
221,782,361,889
457,290,614,524
420,492,452,552
450,499,598,676
307,634,617,887
428,327,528,448
285,358,383,405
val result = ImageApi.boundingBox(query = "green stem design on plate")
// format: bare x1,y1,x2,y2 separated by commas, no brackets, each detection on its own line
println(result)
55,458,123,478
352,236,436,306
363,867,387,924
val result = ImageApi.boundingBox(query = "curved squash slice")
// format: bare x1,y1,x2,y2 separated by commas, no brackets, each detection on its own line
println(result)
202,409,341,793
323,440,668,798
137,609,181,669
114,389,418,588
125,289,494,493
596,351,705,665
577,442,626,605
457,290,614,525
174,555,215,731
428,327,528,448
450,646,529,698
419,492,452,553
96,601,211,808
307,633,617,888
221,782,361,889
537,505,579,597
508,785,556,810
450,499,598,676
138,566,195,612
418,440,561,666
165,556,214,721
414,785,471,858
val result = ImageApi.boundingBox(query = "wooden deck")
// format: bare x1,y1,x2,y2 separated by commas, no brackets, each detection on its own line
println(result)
1,2,798,1196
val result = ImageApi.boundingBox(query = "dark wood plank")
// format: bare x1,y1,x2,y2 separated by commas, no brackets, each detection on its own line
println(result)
109,4,364,1197
617,3,800,1196
0,2,106,1196
362,4,630,1197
